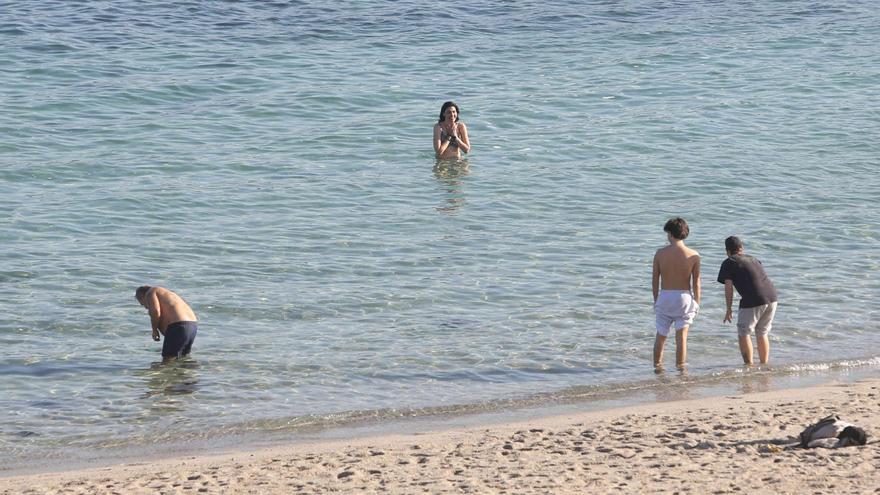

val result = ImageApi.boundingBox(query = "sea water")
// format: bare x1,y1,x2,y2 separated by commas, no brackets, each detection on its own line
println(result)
1,0,879,465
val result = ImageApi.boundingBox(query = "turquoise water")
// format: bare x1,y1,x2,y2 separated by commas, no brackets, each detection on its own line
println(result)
2,1,879,462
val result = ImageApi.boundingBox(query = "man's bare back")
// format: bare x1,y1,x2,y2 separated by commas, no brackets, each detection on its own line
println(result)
138,286,197,334
135,285,199,360
653,243,701,298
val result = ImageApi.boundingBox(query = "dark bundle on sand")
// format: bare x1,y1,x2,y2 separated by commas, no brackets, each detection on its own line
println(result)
798,415,868,449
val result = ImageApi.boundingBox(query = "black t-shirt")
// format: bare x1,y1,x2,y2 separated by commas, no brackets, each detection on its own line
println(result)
717,254,778,309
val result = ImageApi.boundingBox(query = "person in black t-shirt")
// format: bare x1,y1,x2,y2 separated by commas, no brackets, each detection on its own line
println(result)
717,236,778,365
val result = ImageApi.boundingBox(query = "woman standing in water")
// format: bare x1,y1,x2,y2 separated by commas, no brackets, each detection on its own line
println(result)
433,101,471,159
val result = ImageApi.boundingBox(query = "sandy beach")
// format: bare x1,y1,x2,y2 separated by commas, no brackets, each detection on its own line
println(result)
3,378,879,494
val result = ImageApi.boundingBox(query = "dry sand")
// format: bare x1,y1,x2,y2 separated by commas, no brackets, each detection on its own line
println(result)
2,378,879,494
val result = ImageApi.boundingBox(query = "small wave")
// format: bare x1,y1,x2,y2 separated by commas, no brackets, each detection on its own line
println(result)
0,362,130,377
22,43,77,53
781,356,880,372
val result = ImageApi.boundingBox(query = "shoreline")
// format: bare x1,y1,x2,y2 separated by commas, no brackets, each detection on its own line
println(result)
3,376,879,494
4,359,875,476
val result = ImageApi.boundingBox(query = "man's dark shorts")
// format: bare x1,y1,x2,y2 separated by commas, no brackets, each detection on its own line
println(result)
162,321,198,358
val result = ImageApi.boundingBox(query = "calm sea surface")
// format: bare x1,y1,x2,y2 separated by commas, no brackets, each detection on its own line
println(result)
2,1,879,463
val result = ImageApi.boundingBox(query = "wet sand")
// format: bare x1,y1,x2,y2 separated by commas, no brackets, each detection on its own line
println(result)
2,379,879,494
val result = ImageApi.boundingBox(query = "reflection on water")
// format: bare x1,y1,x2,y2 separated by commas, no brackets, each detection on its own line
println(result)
651,368,695,402
739,368,773,394
140,358,201,414
433,158,469,214
650,365,775,403
653,363,689,377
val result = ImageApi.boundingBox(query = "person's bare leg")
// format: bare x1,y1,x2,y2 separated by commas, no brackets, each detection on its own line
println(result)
738,334,753,365
675,326,688,368
653,334,667,368
757,335,770,364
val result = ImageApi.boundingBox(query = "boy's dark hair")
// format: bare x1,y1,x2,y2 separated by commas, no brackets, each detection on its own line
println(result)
725,236,744,254
663,217,689,240
135,286,152,301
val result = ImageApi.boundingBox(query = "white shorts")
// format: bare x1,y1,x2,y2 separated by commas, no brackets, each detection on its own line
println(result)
654,290,699,337
737,302,777,337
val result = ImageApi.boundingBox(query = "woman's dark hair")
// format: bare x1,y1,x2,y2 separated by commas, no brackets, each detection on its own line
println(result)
663,217,690,240
438,101,460,123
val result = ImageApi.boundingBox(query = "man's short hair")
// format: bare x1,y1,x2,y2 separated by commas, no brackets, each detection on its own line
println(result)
725,236,744,254
135,286,152,301
663,217,689,240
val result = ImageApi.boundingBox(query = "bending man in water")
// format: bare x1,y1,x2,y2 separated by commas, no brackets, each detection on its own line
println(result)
135,286,198,361
717,236,778,365
652,217,701,369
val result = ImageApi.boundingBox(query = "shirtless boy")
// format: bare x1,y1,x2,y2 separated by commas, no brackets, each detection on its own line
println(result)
652,217,701,369
135,286,198,361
